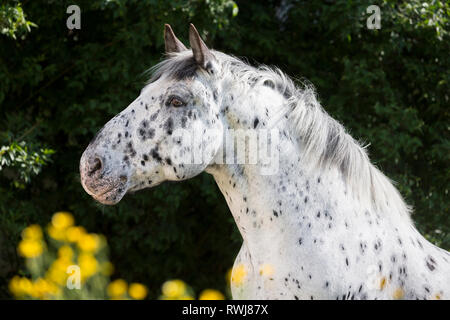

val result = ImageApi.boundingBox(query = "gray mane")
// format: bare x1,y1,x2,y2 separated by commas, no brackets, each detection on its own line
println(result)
149,50,411,216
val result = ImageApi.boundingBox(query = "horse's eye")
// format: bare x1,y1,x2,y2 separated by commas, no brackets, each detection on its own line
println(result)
169,97,185,107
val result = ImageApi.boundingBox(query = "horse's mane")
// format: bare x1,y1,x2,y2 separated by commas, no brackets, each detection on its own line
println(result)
149,50,412,216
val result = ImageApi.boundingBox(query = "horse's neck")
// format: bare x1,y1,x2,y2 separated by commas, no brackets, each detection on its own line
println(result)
208,83,412,251
211,141,346,245
207,84,363,248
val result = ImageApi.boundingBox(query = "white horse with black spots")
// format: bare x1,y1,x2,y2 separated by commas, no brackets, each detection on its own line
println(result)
80,24,449,300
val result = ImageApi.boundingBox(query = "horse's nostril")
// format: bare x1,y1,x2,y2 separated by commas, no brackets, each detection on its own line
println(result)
88,157,103,177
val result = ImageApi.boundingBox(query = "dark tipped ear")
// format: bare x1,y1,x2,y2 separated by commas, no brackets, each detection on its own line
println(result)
164,24,187,53
189,23,215,69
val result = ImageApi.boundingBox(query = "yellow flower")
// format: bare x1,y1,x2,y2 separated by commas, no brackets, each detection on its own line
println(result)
107,279,128,297
47,225,66,241
51,212,74,229
231,264,247,286
58,245,74,260
18,239,43,258
46,257,73,285
32,278,60,300
199,289,225,300
47,282,61,298
77,233,100,252
10,276,33,298
19,277,33,296
22,224,43,240
78,253,98,280
66,226,86,242
9,276,25,298
128,283,148,300
161,279,187,298
258,263,274,277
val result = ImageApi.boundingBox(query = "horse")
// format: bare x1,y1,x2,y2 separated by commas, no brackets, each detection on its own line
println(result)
80,24,449,300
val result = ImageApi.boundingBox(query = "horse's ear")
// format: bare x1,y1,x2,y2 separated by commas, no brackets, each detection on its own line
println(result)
164,24,187,53
189,23,215,69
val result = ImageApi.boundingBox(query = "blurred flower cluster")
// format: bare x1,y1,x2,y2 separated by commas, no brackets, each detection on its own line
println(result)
9,211,227,300
160,279,225,300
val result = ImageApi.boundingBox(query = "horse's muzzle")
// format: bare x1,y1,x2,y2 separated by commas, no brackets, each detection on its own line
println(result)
79,150,128,205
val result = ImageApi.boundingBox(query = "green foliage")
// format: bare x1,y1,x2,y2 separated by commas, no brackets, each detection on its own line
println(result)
0,0,448,299
0,1,37,39
0,140,54,188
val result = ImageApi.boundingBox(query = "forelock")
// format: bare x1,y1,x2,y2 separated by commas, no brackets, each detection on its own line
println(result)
148,51,199,83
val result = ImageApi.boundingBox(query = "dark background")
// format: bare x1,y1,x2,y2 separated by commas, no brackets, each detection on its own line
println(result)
0,0,448,298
